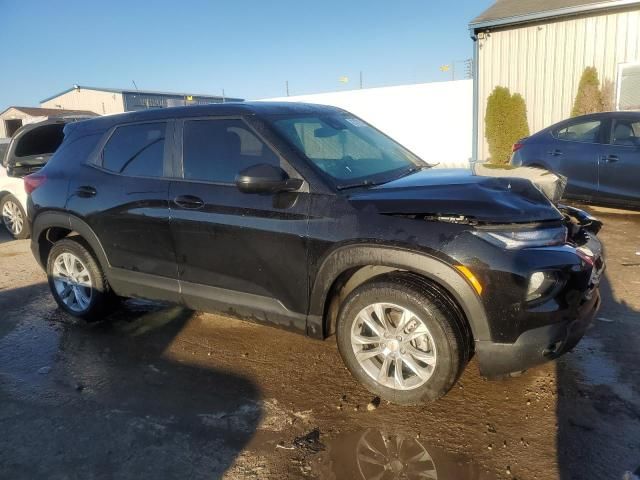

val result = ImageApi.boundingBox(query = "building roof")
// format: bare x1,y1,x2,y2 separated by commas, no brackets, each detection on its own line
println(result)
0,106,98,118
40,85,243,104
470,0,640,29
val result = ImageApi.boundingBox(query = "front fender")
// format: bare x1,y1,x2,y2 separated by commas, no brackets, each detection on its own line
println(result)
308,244,491,342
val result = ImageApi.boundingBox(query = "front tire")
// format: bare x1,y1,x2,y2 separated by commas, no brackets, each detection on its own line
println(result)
46,237,115,322
1,194,30,239
336,273,468,405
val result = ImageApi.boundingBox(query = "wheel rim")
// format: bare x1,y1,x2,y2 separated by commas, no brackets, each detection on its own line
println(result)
351,303,437,391
356,429,438,480
52,252,93,312
2,200,23,235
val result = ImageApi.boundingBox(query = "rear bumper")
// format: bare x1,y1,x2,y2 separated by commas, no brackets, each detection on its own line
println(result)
475,288,600,378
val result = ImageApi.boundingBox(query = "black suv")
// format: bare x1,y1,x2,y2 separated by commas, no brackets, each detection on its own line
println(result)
28,103,604,404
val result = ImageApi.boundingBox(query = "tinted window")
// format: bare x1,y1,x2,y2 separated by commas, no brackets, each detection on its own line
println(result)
183,119,279,183
553,120,602,143
102,122,166,177
15,124,65,157
612,119,640,147
49,133,102,166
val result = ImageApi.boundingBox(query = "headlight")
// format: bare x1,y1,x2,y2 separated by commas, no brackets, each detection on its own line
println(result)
473,226,567,249
527,271,560,302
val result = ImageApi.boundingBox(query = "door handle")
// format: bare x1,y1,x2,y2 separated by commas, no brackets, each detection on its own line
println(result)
601,155,619,163
547,149,563,156
173,195,205,209
76,185,97,198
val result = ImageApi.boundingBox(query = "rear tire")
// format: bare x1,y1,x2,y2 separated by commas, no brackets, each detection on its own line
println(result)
46,237,116,322
336,273,468,405
1,194,30,239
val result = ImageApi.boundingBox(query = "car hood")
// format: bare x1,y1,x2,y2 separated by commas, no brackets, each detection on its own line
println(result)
347,168,564,224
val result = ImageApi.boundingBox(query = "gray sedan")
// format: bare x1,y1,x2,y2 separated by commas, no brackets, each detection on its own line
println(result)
511,111,640,209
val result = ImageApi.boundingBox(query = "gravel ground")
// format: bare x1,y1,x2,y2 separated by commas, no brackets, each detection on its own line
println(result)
0,205,638,480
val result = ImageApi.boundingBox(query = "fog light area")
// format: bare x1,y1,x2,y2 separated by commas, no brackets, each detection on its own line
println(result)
527,271,558,302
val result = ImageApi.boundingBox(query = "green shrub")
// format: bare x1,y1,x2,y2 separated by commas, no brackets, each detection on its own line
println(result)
572,67,604,116
485,86,530,165
601,79,615,112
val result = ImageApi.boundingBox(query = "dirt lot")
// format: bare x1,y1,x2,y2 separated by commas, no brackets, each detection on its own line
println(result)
0,205,638,480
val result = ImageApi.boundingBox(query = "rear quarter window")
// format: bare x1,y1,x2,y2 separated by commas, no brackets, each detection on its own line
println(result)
46,132,103,167
102,122,167,177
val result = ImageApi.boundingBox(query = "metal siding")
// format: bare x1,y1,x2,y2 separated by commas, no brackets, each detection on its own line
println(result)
476,7,640,161
122,93,228,111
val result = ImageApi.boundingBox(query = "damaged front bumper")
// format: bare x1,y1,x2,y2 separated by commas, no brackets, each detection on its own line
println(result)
475,289,600,377
474,206,605,378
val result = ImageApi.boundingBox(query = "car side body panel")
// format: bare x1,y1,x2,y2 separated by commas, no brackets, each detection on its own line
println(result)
65,163,177,279
0,165,28,212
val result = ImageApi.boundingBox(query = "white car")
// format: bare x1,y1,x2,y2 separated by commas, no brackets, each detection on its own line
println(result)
1,118,92,239
0,161,29,239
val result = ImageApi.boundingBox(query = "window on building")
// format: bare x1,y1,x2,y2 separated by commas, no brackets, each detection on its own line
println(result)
182,119,279,183
102,122,166,177
553,120,602,143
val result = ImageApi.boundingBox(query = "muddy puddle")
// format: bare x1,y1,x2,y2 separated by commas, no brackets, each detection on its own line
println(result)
311,428,497,480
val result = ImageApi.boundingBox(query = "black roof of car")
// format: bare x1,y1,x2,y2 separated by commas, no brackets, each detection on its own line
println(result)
69,102,344,134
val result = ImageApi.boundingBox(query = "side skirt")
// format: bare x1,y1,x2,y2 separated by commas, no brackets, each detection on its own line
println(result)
107,267,308,335
181,280,308,335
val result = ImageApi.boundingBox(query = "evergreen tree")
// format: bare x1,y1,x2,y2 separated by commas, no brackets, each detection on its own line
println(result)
485,87,530,165
572,67,604,116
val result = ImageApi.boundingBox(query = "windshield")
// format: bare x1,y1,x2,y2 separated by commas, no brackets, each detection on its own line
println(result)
268,113,427,188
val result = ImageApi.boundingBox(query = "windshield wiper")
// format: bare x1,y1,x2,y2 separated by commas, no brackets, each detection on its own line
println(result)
390,163,433,181
337,164,435,191
336,179,387,191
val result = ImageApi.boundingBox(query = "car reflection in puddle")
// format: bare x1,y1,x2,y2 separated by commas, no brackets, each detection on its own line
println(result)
312,428,496,480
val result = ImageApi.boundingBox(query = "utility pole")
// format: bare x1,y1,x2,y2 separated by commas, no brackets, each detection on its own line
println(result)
464,58,474,79
222,88,226,103
285,80,289,97
451,61,455,81
359,71,363,89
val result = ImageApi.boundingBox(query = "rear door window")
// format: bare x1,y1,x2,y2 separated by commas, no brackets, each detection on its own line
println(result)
611,119,640,147
102,122,167,177
182,118,279,183
552,120,602,144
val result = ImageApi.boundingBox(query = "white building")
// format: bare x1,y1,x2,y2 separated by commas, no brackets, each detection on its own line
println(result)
41,85,243,115
266,80,474,168
0,106,97,138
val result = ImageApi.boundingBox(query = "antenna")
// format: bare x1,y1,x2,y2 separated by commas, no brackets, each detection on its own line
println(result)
132,80,139,91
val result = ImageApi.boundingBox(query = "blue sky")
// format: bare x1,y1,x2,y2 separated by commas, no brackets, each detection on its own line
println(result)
0,0,492,110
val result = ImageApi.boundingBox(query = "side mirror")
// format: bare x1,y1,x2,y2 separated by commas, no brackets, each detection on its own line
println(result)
235,163,303,194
